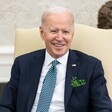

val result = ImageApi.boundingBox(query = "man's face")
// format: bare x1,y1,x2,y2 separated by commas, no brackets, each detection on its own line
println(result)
40,12,74,59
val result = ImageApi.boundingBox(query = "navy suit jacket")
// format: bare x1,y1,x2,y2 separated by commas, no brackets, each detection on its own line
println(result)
0,49,112,112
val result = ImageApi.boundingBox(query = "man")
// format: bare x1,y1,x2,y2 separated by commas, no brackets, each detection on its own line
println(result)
0,6,112,112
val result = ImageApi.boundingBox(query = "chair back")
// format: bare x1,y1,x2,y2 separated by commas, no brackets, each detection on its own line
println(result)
15,23,112,99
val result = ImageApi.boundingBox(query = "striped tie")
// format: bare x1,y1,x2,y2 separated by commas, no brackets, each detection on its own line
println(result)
36,60,59,112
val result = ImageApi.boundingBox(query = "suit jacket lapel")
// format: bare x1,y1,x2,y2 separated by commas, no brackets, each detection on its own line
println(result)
64,50,80,107
27,50,45,112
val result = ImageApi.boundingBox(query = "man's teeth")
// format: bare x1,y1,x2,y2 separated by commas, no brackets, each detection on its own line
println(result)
54,44,63,47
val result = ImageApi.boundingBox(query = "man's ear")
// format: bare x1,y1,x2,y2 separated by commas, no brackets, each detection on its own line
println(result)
71,31,74,41
39,26,45,41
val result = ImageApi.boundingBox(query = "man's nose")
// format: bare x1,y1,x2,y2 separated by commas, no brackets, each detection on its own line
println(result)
56,31,64,41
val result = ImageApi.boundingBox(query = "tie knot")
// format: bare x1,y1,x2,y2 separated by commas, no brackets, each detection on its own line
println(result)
52,60,59,66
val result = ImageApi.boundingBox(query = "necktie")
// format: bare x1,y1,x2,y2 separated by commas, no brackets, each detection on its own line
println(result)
36,60,59,112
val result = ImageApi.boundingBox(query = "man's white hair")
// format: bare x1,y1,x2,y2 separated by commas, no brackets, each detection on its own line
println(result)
41,6,75,27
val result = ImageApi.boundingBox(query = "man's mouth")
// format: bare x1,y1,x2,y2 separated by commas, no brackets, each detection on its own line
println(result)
53,43,64,47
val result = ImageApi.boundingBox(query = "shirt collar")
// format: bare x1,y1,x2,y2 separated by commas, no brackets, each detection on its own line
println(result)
57,51,69,66
44,50,69,67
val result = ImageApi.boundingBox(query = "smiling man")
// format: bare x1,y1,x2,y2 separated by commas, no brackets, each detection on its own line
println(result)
0,6,112,112
40,8,74,59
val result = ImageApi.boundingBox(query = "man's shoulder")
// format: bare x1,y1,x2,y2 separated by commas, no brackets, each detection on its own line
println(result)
15,49,45,61
70,49,101,63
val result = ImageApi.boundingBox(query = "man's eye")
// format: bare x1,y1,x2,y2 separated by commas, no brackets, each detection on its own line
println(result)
63,31,69,34
50,30,57,33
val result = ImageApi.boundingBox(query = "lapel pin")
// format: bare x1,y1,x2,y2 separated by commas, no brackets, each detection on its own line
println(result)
72,64,76,67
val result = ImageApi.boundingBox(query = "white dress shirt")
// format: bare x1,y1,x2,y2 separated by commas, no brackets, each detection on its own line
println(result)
31,50,69,112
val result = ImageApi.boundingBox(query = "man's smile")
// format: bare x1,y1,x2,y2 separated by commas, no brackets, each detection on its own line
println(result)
52,43,65,47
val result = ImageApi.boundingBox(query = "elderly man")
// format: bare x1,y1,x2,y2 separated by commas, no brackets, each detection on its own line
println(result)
0,6,112,112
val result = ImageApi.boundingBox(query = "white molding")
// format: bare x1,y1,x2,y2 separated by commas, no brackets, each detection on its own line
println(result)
0,46,14,83
0,46,14,54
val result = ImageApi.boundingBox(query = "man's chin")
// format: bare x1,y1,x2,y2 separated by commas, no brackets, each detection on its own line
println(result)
53,51,66,58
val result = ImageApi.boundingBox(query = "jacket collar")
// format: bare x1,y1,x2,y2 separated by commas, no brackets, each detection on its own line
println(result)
27,49,45,112
64,49,80,107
